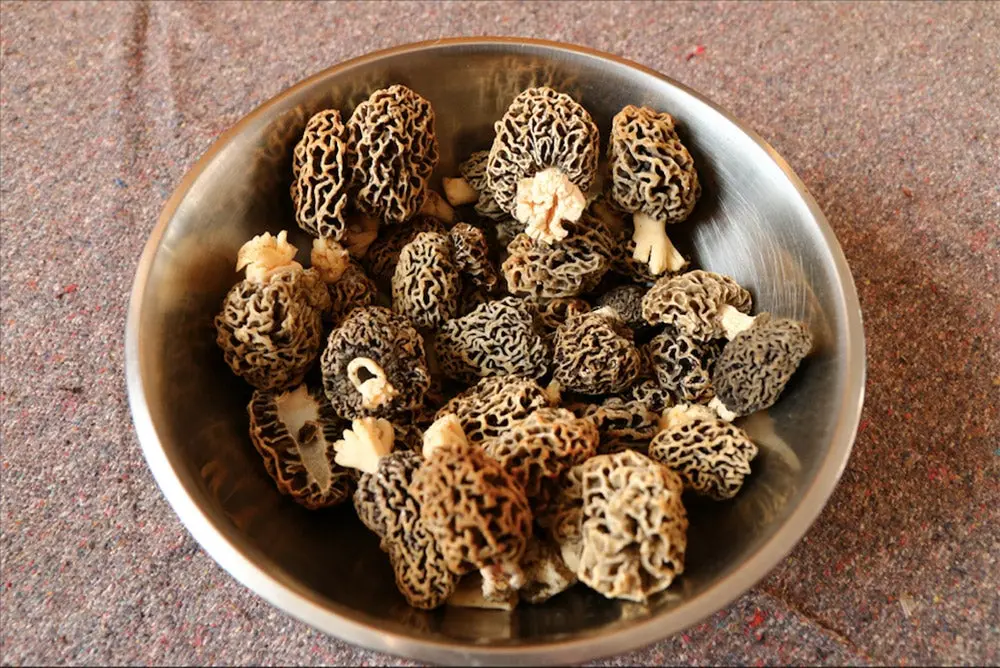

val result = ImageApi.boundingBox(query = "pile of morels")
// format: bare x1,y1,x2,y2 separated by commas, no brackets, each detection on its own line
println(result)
215,85,814,610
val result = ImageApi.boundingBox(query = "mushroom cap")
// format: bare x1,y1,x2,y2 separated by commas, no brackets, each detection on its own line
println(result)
552,310,644,395
535,297,591,340
364,214,447,288
580,397,660,455
448,222,498,291
607,105,700,225
487,87,600,219
577,450,688,602
391,232,461,330
712,316,813,417
290,109,352,241
641,270,752,341
596,284,649,331
411,440,533,575
456,280,494,317
437,375,553,444
248,383,353,509
502,215,613,300
645,326,724,404
353,451,458,609
348,85,439,225
648,404,758,500
482,407,598,507
458,150,508,221
321,306,431,419
436,297,550,383
326,259,378,327
215,267,330,390
627,379,676,414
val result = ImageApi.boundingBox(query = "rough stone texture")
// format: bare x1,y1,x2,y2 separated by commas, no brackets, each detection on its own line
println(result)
0,1,997,666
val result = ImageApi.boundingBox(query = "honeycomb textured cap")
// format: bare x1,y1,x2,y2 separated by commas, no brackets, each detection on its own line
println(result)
487,86,600,218
646,326,724,404
391,232,460,330
642,269,752,341
348,85,439,225
458,150,508,220
607,104,700,225
291,109,352,241
577,450,688,602
437,375,553,444
553,310,644,395
364,214,447,288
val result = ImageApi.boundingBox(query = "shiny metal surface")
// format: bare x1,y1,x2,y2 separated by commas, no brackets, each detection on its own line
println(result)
125,38,865,666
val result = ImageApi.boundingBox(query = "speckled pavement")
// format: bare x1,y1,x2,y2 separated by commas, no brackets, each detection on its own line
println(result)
1,1,998,665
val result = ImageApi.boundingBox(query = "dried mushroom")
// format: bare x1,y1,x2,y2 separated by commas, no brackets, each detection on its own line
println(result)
641,270,753,342
482,407,598,508
581,397,660,454
437,375,552,444
537,463,585,571
649,404,758,500
535,297,591,336
412,438,533,576
448,222,498,291
607,105,700,275
325,259,378,326
502,215,613,300
628,379,675,414
456,280,493,317
344,429,458,609
215,231,331,390
248,384,352,508
577,450,688,602
517,535,578,604
391,232,460,329
348,85,439,225
321,306,430,419
487,87,600,243
364,214,447,287
645,327,723,404
436,298,549,383
290,109,352,241
596,284,648,331
552,309,643,395
443,150,507,221
710,316,813,420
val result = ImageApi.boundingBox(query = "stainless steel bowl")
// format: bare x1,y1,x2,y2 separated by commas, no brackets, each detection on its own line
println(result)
126,38,865,665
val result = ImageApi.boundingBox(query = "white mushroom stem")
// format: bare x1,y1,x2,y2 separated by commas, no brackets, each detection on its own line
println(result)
658,403,718,433
560,538,582,574
442,176,479,207
333,417,395,474
346,357,398,409
422,413,468,459
419,190,456,223
631,212,686,276
480,561,526,600
344,213,379,258
310,237,350,285
514,167,587,244
236,230,303,283
717,304,757,339
708,396,739,423
543,380,563,406
447,574,517,610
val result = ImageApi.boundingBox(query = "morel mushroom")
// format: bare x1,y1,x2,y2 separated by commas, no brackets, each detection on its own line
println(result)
577,450,688,602
628,379,675,414
448,222,499,291
517,535,578,604
347,85,439,225
435,298,550,383
596,284,648,332
364,214,447,287
311,238,377,326
580,397,661,454
552,309,644,395
502,215,613,300
215,231,331,390
411,432,533,577
710,315,814,421
642,270,753,342
487,87,600,244
247,383,352,508
391,232,461,329
290,109,352,241
443,150,507,221
342,421,458,609
535,297,591,339
482,407,598,511
437,375,553,444
649,403,758,500
321,306,430,419
645,327,724,404
607,105,700,275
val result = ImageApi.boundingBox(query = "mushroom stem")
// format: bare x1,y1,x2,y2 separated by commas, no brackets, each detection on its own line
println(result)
717,304,757,339
708,396,738,422
422,413,468,459
347,357,399,409
236,230,303,283
514,167,587,244
310,237,350,285
480,561,525,601
631,212,686,275
560,538,582,573
442,177,479,207
658,403,717,433
333,417,395,474
419,190,456,223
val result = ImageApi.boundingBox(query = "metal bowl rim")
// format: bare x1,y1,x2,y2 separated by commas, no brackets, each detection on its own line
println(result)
125,36,866,665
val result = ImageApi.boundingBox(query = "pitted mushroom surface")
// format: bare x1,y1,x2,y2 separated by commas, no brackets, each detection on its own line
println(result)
291,109,352,241
642,270,753,342
391,232,461,329
645,326,724,404
437,375,553,444
552,308,644,395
